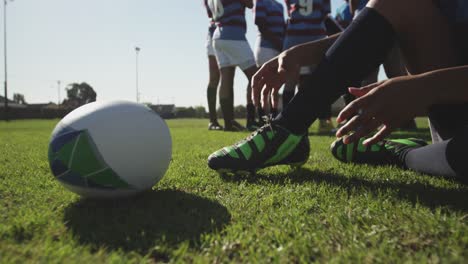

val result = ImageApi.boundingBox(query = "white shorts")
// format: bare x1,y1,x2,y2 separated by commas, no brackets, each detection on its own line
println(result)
206,35,215,57
255,46,280,67
213,39,256,70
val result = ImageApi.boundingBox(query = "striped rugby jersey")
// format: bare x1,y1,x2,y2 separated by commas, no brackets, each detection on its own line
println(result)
204,0,217,38
254,0,286,49
284,0,331,37
207,0,248,40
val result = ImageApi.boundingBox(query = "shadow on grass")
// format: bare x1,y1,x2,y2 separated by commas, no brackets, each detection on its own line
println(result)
220,168,468,213
64,189,231,255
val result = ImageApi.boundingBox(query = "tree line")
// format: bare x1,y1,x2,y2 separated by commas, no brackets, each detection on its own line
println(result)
11,82,250,118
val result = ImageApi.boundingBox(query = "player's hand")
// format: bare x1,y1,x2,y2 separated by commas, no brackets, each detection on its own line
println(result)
335,75,429,145
252,50,301,109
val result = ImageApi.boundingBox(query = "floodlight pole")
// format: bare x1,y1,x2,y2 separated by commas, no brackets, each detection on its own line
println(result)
135,46,140,103
3,0,8,120
57,80,61,107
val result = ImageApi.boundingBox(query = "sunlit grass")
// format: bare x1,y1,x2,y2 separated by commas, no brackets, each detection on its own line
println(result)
0,118,466,263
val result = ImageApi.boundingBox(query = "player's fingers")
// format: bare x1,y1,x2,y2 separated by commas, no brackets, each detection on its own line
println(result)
270,86,280,110
261,84,272,110
252,67,268,93
336,111,374,138
363,125,393,145
252,76,265,107
254,58,277,85
342,118,381,144
336,97,368,124
348,81,383,98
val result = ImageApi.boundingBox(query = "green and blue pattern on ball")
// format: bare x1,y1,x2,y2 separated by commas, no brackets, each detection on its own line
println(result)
48,127,133,190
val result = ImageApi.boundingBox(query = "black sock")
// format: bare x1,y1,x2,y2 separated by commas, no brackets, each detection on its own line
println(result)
247,103,255,123
299,75,332,120
207,85,218,122
282,90,295,108
220,98,234,127
257,106,266,121
275,8,396,134
271,108,278,118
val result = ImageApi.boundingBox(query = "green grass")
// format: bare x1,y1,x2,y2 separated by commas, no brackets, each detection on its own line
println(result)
0,118,467,263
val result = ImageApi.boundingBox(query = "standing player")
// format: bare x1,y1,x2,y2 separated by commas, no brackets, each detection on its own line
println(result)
204,0,223,130
208,0,260,131
282,0,335,134
253,0,286,117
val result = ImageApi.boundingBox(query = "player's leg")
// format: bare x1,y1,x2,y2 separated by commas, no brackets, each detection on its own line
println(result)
370,0,466,140
207,0,453,172
275,0,457,134
329,0,468,176
207,55,222,130
237,41,260,131
403,128,468,180
330,126,468,181
298,67,336,135
242,65,262,130
382,44,406,78
316,107,335,134
213,39,249,131
209,4,395,171
218,66,238,131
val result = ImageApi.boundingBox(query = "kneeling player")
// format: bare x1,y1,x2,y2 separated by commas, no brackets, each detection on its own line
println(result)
208,0,468,181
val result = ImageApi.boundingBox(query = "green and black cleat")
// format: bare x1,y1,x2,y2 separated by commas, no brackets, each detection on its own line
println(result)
330,137,427,166
208,122,310,174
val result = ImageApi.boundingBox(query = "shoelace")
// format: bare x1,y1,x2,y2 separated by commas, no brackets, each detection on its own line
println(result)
235,115,276,148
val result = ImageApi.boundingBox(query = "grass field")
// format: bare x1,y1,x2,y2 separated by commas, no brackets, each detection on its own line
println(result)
0,118,467,263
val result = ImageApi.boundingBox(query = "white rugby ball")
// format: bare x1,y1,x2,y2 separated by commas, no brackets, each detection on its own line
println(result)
48,101,172,198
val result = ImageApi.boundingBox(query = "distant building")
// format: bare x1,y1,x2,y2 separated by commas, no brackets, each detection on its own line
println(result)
27,102,59,110
0,95,27,109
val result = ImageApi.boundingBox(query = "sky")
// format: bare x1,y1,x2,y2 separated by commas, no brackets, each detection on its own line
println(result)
1,0,360,107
